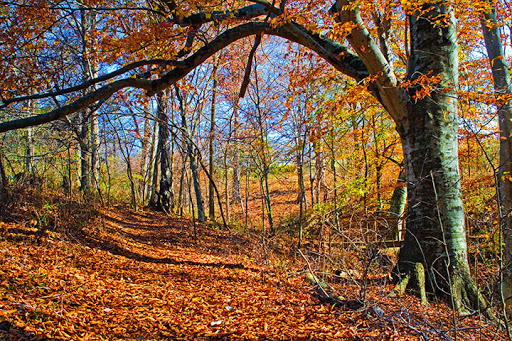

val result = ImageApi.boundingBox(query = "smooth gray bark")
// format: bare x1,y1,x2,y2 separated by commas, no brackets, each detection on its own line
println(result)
481,8,512,310
395,4,483,311
333,0,487,313
388,168,406,241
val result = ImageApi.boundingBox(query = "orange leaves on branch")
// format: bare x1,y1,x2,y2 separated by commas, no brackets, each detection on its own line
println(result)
400,72,444,101
327,22,358,41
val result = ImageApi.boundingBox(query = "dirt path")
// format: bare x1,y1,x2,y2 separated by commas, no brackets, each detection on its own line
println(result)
0,206,504,340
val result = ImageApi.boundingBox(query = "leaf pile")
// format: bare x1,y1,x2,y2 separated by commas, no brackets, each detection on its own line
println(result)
0,205,506,340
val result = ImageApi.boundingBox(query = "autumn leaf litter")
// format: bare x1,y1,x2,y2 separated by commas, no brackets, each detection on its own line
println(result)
0,206,505,340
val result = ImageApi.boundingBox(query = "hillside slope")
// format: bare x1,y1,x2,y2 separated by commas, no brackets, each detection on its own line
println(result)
0,204,504,340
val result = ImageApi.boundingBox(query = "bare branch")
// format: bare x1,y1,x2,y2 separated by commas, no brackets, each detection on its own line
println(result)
173,3,269,26
239,34,262,98
247,0,281,15
1,59,182,108
0,78,151,133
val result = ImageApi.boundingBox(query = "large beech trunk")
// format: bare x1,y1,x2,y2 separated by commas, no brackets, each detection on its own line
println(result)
395,97,480,310
391,3,487,313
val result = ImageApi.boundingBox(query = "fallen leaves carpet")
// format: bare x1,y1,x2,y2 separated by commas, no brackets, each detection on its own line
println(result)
0,205,505,340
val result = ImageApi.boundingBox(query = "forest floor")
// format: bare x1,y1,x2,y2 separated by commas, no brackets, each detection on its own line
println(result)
0,196,507,340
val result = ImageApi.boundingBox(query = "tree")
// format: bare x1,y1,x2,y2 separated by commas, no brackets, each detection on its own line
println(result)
480,3,512,310
0,0,489,312
208,56,219,221
150,90,174,213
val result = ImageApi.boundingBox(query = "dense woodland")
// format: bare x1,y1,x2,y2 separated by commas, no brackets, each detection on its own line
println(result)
0,0,512,339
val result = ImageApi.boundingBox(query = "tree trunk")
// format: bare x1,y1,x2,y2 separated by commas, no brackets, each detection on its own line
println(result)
91,113,101,198
392,3,487,313
295,142,305,205
224,151,230,222
89,64,100,199
388,167,406,241
77,5,98,197
313,143,325,205
156,90,174,214
141,104,153,204
232,99,242,204
189,148,205,222
0,146,8,200
79,109,91,194
25,126,34,177
149,117,160,207
481,8,512,312
175,87,205,222
209,58,218,220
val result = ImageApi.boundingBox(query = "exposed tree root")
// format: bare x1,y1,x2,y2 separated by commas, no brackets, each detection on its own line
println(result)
392,262,495,322
392,262,427,306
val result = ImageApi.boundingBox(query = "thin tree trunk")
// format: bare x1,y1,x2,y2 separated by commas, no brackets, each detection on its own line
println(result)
298,149,304,248
209,57,218,220
309,143,315,205
263,162,274,234
330,128,340,231
481,7,512,315
361,119,368,214
175,86,205,222
25,96,35,179
149,117,160,207
245,164,249,229
232,98,242,204
388,167,406,241
79,110,91,194
25,125,34,177
224,151,230,222
141,103,153,205
0,146,8,200
177,161,186,217
91,113,101,200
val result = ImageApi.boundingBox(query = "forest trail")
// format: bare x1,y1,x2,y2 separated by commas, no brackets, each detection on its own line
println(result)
0,205,503,340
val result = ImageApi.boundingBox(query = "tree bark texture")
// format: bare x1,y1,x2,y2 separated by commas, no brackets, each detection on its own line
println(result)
388,168,406,241
481,8,512,309
392,3,486,312
155,90,174,214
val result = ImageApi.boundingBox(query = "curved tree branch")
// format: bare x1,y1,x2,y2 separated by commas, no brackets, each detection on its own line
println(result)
239,34,262,98
331,0,408,122
172,3,270,26
1,59,182,108
0,78,151,133
151,21,369,95
0,21,368,133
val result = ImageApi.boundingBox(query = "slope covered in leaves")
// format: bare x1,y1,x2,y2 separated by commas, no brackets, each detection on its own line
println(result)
0,198,505,340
